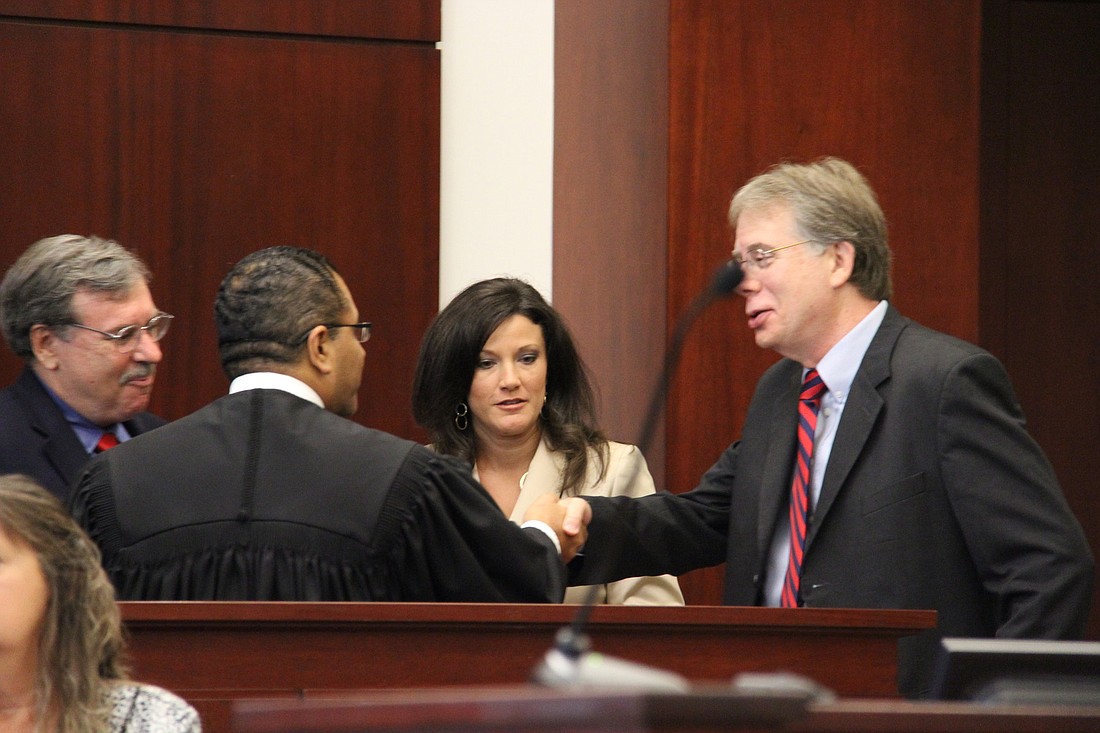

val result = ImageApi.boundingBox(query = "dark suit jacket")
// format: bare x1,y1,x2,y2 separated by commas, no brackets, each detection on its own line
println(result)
69,388,566,603
0,367,165,500
573,305,1094,696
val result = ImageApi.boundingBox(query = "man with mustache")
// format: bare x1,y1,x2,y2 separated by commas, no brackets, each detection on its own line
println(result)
0,235,168,500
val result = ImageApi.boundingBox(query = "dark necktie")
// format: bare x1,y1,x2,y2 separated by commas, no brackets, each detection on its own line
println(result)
781,369,827,608
94,430,120,453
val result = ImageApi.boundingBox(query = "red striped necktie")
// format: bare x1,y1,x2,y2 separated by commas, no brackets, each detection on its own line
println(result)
94,430,120,453
781,368,827,608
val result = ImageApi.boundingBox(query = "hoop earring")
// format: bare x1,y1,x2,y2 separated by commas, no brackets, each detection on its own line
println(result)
454,402,469,431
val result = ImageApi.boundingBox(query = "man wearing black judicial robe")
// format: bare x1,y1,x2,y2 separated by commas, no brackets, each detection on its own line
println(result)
69,246,578,601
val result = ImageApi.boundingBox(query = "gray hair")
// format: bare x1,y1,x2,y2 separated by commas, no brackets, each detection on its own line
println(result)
728,157,892,300
0,235,151,359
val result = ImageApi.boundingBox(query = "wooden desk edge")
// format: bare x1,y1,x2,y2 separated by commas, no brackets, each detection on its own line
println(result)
120,601,937,633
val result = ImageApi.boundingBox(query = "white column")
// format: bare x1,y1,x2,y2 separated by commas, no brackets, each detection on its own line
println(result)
439,0,555,307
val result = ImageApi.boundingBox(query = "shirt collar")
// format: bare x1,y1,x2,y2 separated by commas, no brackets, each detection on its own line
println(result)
228,372,325,408
36,373,128,452
812,300,888,401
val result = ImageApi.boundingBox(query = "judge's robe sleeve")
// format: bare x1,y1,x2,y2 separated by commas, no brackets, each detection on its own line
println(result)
376,447,567,602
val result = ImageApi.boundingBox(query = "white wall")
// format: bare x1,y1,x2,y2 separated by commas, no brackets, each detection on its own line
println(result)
438,0,555,308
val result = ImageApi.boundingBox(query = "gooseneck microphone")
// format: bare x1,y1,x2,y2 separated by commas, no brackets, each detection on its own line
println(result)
635,258,744,456
532,259,743,690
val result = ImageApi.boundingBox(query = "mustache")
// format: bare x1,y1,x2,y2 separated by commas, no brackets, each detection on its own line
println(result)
120,363,155,384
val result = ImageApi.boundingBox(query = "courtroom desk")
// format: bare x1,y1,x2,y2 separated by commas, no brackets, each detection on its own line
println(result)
120,602,934,733
231,688,1100,733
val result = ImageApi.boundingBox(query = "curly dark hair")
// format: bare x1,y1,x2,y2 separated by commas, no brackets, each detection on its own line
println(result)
215,246,348,380
412,278,607,496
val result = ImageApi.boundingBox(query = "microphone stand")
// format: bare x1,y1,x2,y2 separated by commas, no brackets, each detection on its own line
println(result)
531,260,743,690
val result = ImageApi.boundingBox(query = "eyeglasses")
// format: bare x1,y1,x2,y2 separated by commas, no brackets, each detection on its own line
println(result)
64,313,174,353
295,321,372,344
328,322,372,342
731,239,814,271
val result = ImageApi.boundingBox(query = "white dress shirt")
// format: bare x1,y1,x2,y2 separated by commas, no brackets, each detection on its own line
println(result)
763,301,888,606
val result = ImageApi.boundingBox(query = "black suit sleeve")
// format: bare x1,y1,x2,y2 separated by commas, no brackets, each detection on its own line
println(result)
938,352,1094,637
568,442,736,586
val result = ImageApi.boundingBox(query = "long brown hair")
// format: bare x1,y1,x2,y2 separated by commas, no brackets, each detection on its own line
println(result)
412,278,608,495
0,474,128,733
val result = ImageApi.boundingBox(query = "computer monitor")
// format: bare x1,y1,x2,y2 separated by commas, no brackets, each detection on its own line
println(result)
929,637,1100,705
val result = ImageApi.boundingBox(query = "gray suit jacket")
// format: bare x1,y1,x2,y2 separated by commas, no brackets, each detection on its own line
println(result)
572,305,1093,695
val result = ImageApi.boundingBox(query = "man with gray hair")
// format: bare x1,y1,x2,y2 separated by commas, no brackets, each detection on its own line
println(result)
0,235,170,500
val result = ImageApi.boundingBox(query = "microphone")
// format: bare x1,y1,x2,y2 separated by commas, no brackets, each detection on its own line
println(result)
635,259,743,455
531,258,743,690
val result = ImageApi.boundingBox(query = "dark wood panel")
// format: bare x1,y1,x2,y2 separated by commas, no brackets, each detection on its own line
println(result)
979,0,1100,637
119,602,934,732
0,0,439,41
552,0,670,477
666,0,982,604
0,16,439,440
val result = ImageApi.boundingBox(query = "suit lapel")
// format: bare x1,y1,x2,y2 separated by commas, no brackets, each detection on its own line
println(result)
807,306,906,539
12,368,88,484
507,438,563,522
757,369,802,554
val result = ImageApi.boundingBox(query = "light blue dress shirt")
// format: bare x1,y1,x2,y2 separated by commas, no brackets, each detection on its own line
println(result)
763,300,888,606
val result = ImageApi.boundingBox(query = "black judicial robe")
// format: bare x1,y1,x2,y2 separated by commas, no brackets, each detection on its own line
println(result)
69,389,565,602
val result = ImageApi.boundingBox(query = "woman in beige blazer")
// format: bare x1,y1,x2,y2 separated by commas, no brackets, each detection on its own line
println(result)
413,278,683,606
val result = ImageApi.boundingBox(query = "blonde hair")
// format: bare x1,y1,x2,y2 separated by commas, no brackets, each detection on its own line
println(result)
0,474,128,733
728,157,892,300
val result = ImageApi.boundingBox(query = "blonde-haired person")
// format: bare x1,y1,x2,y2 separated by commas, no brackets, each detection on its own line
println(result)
0,474,199,733
412,278,683,606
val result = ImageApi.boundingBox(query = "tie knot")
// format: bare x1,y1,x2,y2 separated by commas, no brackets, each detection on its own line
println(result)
800,369,826,403
95,430,120,453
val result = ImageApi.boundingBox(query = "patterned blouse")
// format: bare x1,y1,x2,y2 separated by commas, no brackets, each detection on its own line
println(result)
107,684,201,732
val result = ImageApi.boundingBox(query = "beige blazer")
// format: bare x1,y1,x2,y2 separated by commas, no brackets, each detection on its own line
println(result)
494,438,684,606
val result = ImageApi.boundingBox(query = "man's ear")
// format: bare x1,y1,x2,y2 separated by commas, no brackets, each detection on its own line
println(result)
304,325,335,375
829,240,857,288
30,325,61,370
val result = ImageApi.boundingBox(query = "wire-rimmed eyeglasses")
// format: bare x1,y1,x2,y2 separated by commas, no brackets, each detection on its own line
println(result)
63,313,174,353
731,239,814,271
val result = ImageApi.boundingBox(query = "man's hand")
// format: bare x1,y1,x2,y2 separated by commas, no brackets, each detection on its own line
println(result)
524,494,592,562
557,497,590,539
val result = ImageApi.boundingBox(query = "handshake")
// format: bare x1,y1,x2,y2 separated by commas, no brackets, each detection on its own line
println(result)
524,495,592,563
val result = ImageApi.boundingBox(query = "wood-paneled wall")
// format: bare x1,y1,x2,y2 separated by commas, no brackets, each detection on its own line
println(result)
979,0,1100,636
553,0,670,474
0,1,440,441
